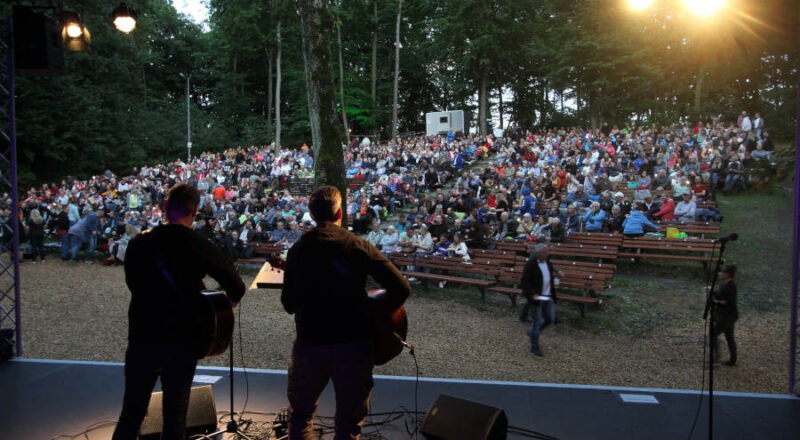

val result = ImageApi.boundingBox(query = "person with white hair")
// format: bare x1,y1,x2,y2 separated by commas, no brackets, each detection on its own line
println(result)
582,201,606,232
379,224,399,254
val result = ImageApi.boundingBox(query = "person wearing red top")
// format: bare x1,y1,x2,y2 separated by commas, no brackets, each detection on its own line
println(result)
653,193,676,221
691,176,708,201
212,184,226,200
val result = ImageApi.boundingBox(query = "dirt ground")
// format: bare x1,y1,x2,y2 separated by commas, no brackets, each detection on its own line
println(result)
13,255,790,395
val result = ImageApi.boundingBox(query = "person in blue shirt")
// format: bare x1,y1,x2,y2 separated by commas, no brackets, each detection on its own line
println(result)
518,186,537,218
64,208,105,262
582,202,606,232
622,203,659,237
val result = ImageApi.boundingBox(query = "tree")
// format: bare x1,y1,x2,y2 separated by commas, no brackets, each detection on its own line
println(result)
391,0,403,139
297,0,347,198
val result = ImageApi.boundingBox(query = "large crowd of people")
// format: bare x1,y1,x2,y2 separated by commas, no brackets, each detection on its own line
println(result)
2,111,774,264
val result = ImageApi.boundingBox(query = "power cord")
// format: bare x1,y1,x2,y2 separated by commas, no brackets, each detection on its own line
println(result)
235,303,253,426
48,420,118,439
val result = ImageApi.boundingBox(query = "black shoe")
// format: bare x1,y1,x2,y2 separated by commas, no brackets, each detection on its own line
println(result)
723,360,737,367
531,348,543,356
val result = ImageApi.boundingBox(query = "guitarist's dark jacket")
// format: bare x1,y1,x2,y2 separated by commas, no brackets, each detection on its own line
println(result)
281,221,411,345
124,224,246,345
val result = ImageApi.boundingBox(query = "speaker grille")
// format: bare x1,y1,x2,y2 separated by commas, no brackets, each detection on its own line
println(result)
139,385,217,439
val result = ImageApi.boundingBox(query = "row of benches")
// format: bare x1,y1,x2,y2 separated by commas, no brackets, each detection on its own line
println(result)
389,252,608,316
495,231,721,265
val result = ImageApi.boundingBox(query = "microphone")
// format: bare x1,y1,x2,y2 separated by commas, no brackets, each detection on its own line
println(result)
719,233,738,243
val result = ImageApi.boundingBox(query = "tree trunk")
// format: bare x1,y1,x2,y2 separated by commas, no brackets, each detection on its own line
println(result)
371,0,378,125
391,0,403,140
275,18,283,152
337,22,350,141
694,64,706,118
498,87,504,130
267,48,273,140
479,74,488,135
297,0,347,200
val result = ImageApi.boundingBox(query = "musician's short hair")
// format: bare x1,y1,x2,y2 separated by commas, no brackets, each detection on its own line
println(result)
165,183,200,221
309,185,342,223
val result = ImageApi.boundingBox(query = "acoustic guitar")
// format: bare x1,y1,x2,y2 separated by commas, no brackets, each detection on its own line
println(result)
369,289,409,366
194,290,234,358
254,259,408,365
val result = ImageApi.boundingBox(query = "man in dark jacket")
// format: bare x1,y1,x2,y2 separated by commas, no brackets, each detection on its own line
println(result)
112,184,246,440
281,185,410,440
520,244,558,356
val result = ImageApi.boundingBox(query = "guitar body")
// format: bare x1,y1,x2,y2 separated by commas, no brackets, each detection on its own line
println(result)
369,289,408,366
194,290,234,358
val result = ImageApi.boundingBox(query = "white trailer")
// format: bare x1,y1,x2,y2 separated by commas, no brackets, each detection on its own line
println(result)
425,110,465,136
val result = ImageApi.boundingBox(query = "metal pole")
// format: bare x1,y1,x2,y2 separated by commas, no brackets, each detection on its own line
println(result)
185,73,191,161
790,38,800,395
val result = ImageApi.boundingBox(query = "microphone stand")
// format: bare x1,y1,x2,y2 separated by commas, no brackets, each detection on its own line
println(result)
702,238,730,440
209,316,254,440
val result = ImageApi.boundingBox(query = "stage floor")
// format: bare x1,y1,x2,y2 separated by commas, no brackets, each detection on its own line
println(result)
1,358,798,439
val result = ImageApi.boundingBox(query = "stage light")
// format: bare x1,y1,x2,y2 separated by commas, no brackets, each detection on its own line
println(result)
681,0,726,16
112,3,137,34
628,0,654,11
60,11,91,52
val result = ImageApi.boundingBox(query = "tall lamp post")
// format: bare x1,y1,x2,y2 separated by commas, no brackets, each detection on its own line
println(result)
179,72,191,161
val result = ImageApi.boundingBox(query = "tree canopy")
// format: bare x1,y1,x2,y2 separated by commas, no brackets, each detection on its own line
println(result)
2,0,795,187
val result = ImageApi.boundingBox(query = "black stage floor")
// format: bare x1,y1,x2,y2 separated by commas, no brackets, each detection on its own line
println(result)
2,358,798,440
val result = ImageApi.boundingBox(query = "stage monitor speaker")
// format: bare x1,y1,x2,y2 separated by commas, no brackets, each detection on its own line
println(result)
139,385,218,440
421,394,508,440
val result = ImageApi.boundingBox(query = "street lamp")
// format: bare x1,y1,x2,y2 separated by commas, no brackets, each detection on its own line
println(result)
179,73,191,161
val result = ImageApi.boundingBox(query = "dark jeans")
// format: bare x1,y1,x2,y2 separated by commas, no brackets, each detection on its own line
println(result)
711,318,737,364
112,342,198,440
530,300,555,353
287,340,374,440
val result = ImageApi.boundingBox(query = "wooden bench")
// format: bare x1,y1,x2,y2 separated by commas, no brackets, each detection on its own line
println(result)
347,176,366,191
487,264,604,316
566,231,624,248
389,252,416,271
287,177,314,197
551,259,616,284
468,248,519,267
548,242,619,262
618,236,719,265
238,242,285,264
696,200,717,210
396,254,499,299
494,239,530,256
655,221,721,238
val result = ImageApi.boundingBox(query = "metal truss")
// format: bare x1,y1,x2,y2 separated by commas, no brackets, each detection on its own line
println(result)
0,16,21,356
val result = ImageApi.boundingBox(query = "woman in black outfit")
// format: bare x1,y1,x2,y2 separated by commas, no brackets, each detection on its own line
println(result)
711,264,739,366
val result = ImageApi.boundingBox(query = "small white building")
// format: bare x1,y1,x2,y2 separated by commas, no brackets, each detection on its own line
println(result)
425,110,465,136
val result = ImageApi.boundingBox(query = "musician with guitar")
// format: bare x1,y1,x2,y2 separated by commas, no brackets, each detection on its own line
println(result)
281,185,410,440
112,184,246,440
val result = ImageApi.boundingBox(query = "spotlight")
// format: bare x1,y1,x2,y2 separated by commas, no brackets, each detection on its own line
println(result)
60,11,90,52
112,3,137,34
